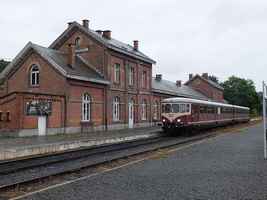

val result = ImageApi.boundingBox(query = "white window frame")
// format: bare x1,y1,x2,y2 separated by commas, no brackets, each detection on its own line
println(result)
30,65,39,86
82,93,91,122
153,101,159,120
114,64,120,83
141,100,147,120
129,66,134,86
113,97,120,121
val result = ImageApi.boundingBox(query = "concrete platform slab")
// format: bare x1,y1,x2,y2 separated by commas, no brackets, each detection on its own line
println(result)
0,127,162,161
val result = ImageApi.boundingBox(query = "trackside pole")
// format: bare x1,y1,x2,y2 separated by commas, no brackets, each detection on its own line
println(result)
263,81,267,159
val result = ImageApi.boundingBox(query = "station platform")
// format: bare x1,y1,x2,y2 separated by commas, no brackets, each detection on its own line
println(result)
0,126,162,161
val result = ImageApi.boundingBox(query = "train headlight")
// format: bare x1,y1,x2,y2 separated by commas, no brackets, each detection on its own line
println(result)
162,119,166,123
177,119,181,122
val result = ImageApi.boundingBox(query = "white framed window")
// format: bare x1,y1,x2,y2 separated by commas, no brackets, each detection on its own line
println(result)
141,99,147,120
30,64,39,86
113,96,120,121
75,37,81,49
114,63,120,83
82,93,91,122
142,70,147,88
129,66,134,86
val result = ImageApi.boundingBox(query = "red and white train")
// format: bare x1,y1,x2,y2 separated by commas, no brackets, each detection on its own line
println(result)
161,97,250,133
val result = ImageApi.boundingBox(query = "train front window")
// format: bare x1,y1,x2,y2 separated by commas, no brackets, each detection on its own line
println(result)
163,104,172,113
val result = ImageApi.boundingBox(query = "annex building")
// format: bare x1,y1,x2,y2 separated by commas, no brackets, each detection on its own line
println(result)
0,19,225,137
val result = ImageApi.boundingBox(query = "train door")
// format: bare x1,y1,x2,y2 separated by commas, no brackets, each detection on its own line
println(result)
191,104,199,122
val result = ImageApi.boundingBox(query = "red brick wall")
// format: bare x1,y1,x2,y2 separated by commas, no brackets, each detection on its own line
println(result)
67,80,105,127
6,52,67,95
187,77,224,102
56,30,106,75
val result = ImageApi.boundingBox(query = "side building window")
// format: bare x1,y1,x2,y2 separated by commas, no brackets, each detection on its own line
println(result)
82,93,91,122
75,37,81,49
141,99,147,120
113,97,120,121
114,63,120,83
142,71,147,88
129,66,134,86
30,65,39,86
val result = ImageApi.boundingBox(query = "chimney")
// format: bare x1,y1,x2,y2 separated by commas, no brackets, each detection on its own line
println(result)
176,80,182,87
68,22,74,27
103,30,111,39
68,44,76,67
133,40,139,51
189,73,193,80
202,73,208,79
96,30,102,35
155,74,162,81
82,19,89,29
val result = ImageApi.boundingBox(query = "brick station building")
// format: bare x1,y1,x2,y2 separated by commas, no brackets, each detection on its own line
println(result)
0,19,225,137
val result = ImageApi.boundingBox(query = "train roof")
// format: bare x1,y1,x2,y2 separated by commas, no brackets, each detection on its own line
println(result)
162,97,250,110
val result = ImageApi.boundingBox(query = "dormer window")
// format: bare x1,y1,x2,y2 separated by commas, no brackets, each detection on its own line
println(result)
30,65,39,86
75,37,81,49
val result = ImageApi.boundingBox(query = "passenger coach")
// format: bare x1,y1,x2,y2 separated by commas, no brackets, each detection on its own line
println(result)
161,97,250,133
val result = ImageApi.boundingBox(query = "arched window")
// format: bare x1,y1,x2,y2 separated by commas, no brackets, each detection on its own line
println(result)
75,37,81,49
141,99,147,120
113,97,120,121
82,93,91,122
30,65,39,86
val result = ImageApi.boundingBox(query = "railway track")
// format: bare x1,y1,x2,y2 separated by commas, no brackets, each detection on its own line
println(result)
0,130,221,195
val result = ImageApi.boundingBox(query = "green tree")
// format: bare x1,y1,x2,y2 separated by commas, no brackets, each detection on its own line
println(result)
0,59,10,72
221,76,261,115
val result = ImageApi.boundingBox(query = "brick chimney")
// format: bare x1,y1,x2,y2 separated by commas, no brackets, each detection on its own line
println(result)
176,80,182,87
68,44,76,67
133,40,139,51
155,74,162,81
202,73,208,79
82,19,89,29
103,30,111,39
189,73,193,80
68,22,74,27
96,30,102,35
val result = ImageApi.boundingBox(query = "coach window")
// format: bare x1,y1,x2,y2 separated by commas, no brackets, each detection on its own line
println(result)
141,100,147,120
82,93,91,122
218,107,221,115
113,97,120,121
30,65,39,86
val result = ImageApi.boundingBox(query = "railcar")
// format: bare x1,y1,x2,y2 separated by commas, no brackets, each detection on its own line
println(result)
161,97,250,133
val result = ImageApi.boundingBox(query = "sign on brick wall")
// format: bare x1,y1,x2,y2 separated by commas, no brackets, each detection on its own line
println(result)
26,100,52,116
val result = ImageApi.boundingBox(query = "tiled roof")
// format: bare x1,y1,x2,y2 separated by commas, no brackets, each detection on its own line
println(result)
152,78,210,100
0,42,110,85
49,22,156,64
185,74,224,91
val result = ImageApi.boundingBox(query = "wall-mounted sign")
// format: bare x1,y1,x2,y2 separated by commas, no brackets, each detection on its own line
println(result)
26,100,52,116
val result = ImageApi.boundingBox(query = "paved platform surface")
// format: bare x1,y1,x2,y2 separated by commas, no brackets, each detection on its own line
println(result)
0,126,161,161
19,123,267,200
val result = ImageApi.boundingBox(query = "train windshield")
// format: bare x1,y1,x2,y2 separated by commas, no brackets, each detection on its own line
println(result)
162,103,191,113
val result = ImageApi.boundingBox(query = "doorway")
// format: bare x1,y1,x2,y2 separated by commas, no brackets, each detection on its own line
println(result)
128,99,134,128
38,116,47,136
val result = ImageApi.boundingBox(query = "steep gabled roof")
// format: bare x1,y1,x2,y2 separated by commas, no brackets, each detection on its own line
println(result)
152,78,210,100
0,42,110,85
184,74,224,91
49,22,156,64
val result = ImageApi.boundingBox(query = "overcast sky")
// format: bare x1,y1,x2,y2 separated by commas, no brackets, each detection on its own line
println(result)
0,0,266,91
